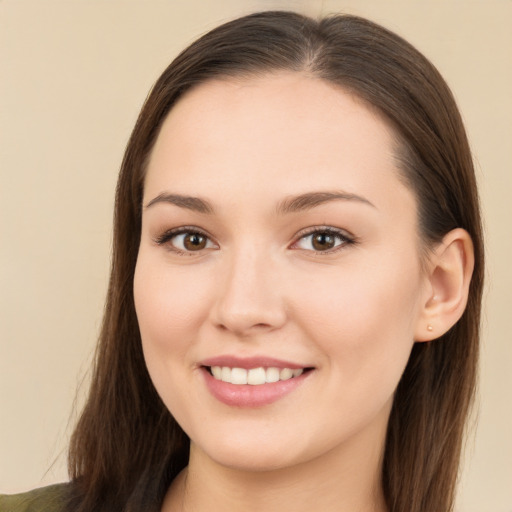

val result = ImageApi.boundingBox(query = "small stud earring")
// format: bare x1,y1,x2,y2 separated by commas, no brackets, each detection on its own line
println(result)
427,324,433,332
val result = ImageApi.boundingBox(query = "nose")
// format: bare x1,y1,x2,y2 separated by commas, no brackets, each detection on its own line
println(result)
209,247,287,336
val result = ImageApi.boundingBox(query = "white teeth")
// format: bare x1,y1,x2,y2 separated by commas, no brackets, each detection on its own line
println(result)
210,365,305,385
231,367,248,384
247,367,266,385
266,367,280,383
280,368,293,380
221,366,231,382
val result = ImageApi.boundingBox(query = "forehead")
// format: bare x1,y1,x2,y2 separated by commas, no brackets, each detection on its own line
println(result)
144,72,413,216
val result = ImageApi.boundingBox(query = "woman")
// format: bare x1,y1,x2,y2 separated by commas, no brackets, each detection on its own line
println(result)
1,10,483,512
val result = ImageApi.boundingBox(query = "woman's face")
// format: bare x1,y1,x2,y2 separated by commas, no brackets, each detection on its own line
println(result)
134,72,431,472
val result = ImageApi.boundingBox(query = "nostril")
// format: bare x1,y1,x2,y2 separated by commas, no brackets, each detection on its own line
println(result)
214,319,277,335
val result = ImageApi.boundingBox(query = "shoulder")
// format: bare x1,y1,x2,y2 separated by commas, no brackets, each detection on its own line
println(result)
0,483,69,512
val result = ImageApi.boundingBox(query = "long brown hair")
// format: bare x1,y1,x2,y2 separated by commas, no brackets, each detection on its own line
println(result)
67,11,484,512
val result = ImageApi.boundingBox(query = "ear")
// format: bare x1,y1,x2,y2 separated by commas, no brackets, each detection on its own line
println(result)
415,228,475,342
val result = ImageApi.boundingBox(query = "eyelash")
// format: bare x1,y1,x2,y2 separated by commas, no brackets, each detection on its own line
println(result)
153,226,215,256
153,226,357,256
292,226,357,255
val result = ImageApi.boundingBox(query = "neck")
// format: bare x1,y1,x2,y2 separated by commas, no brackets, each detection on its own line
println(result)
162,424,388,512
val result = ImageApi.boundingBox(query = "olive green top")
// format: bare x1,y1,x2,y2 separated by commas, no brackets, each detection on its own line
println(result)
0,484,68,512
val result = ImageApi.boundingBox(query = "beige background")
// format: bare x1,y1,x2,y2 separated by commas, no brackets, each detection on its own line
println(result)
1,1,511,510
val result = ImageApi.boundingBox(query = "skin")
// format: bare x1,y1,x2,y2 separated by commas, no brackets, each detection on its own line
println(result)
133,72,471,512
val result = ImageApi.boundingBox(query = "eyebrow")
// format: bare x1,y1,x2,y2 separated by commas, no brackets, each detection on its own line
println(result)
276,191,376,214
144,190,376,215
145,193,214,214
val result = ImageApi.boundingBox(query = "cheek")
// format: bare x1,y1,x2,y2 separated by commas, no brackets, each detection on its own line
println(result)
133,255,212,360
291,254,423,376
133,255,217,418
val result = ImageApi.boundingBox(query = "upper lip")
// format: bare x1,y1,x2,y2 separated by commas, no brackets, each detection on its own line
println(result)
200,355,310,370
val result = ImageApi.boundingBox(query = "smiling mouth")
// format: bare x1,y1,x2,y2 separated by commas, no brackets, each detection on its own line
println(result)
205,366,311,385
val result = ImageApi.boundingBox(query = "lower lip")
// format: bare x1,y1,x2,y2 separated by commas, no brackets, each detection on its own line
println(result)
202,368,311,408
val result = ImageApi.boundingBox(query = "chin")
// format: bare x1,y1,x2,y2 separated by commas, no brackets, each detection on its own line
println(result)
191,433,309,473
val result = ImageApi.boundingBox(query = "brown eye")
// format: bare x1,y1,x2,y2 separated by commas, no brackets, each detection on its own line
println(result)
155,229,216,253
311,233,336,251
183,233,207,251
294,228,353,253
